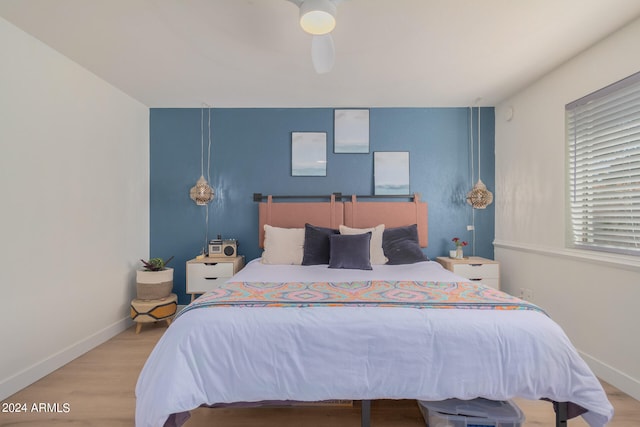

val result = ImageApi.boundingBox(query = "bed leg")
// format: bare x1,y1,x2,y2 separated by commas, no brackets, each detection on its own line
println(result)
555,401,568,427
361,400,371,427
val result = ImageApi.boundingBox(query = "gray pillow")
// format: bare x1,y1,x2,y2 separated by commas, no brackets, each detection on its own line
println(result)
328,232,373,270
382,224,429,265
302,223,339,265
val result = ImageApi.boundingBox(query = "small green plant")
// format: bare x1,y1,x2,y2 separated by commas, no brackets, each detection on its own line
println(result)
140,256,174,271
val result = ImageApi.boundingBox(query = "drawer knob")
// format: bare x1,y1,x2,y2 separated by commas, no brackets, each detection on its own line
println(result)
204,277,219,280
204,262,219,266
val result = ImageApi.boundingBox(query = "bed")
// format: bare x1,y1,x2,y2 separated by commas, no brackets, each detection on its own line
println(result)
135,195,613,427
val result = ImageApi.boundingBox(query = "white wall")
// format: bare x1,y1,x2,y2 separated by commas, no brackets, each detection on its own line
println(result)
495,17,640,400
0,17,149,400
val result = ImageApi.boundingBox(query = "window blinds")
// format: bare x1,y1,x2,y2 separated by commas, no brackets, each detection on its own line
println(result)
567,71,640,255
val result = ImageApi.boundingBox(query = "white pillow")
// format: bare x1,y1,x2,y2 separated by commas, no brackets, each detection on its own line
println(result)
261,225,305,265
339,224,388,265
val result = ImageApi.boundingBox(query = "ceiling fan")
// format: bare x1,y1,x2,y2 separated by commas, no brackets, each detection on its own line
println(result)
287,0,346,74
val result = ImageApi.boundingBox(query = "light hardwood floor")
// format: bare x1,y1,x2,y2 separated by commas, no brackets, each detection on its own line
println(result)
1,322,639,426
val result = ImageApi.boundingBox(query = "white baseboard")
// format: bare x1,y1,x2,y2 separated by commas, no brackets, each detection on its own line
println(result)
0,316,134,401
579,350,640,401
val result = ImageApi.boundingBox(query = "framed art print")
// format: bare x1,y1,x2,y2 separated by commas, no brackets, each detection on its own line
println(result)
334,109,369,153
374,151,410,195
291,132,327,176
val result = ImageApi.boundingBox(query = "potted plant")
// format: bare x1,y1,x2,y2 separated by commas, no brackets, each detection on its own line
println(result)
136,256,174,300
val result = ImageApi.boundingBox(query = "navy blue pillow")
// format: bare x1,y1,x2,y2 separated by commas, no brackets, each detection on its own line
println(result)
302,223,339,265
382,224,429,265
328,232,373,270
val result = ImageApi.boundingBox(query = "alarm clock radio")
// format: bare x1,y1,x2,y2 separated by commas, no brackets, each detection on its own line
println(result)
208,239,238,258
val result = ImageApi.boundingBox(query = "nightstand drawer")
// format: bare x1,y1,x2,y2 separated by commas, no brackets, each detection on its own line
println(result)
186,257,244,300
468,278,500,290
187,276,231,293
188,261,234,278
453,263,499,280
435,256,500,291
187,262,234,293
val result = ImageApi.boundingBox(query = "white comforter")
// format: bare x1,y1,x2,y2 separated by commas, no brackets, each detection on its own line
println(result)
135,259,613,427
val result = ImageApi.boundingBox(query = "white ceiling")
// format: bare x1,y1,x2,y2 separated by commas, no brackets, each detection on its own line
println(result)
2,0,640,108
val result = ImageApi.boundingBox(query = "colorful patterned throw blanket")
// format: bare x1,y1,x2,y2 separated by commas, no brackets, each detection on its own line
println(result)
177,281,546,319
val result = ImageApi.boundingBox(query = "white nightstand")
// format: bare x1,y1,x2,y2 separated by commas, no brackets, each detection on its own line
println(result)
186,256,245,302
435,256,500,290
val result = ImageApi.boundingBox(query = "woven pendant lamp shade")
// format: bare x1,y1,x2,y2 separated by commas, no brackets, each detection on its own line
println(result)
190,106,215,206
466,105,493,210
189,175,214,206
466,178,493,209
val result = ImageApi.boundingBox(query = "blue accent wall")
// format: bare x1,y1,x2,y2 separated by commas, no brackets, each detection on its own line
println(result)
150,108,495,304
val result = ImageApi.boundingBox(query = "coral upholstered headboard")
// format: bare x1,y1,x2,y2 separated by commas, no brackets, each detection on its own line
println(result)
258,195,343,248
344,195,428,247
257,194,428,248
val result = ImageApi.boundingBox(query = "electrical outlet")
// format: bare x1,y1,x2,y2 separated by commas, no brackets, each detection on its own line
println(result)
467,225,474,231
520,288,534,301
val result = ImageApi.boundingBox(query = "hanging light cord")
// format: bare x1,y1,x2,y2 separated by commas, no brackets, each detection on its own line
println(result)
478,107,482,182
207,107,212,186
197,105,213,181
469,107,475,188
204,104,213,251
469,107,476,255
467,100,491,254
200,108,205,178
474,107,482,255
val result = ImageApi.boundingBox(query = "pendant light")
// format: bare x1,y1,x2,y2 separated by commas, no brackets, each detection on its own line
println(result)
189,106,214,205
466,106,493,209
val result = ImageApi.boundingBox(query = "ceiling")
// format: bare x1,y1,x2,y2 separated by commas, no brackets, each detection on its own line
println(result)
2,0,640,108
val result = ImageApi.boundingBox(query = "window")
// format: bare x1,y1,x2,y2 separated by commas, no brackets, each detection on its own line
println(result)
567,71,640,255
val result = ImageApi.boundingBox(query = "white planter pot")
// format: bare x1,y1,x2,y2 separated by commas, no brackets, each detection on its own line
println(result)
136,268,174,300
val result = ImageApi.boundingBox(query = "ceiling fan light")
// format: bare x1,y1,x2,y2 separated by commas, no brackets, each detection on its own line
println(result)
299,0,336,35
